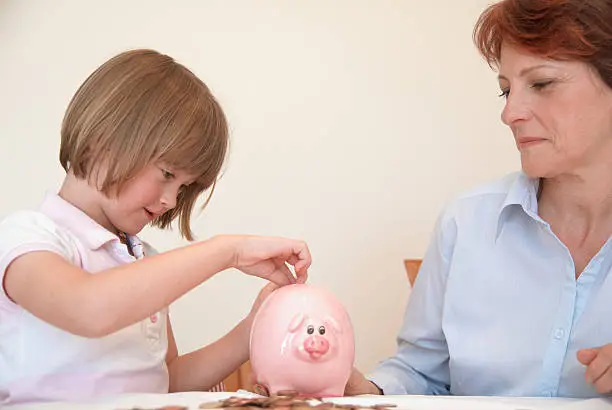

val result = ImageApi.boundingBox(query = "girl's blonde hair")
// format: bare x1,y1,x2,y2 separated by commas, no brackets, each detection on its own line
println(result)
60,49,228,240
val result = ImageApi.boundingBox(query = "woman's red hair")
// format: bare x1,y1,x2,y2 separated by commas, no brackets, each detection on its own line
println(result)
474,0,612,88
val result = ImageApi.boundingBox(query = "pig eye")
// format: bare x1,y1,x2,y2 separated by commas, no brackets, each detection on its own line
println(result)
307,325,315,335
319,326,326,335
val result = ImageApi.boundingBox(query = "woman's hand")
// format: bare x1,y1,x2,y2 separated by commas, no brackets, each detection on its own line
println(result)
578,344,612,394
344,367,383,396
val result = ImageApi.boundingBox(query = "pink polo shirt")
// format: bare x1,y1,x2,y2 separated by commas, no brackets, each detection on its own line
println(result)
0,192,168,405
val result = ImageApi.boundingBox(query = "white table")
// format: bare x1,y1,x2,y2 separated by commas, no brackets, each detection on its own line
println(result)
6,391,612,410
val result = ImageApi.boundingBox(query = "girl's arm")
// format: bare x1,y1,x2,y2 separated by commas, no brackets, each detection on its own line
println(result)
165,283,277,392
165,316,250,392
4,235,309,337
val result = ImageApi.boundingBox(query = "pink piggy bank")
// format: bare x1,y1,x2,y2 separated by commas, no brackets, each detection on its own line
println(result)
249,284,355,397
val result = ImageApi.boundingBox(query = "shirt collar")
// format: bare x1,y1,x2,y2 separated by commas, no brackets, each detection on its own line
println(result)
495,173,541,241
39,191,120,250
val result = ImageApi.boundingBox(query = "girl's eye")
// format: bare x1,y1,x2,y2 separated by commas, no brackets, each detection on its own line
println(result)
498,88,510,99
161,169,174,179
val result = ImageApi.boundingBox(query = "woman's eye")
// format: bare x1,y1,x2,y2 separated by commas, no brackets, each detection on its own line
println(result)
498,88,510,99
531,80,553,90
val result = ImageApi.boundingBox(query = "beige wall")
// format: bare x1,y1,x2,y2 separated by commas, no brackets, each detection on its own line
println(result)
0,1,518,372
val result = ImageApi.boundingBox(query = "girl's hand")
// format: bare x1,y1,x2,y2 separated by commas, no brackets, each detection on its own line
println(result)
249,282,280,318
221,235,311,286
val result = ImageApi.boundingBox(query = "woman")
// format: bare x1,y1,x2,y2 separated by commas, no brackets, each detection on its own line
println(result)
346,0,612,398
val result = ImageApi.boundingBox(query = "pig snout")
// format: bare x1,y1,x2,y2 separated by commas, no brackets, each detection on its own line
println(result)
303,335,330,357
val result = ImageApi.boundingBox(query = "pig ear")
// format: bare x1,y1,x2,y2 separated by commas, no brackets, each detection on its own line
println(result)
288,313,305,332
324,316,342,334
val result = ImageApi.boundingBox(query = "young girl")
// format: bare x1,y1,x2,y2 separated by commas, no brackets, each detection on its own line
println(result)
0,49,311,405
